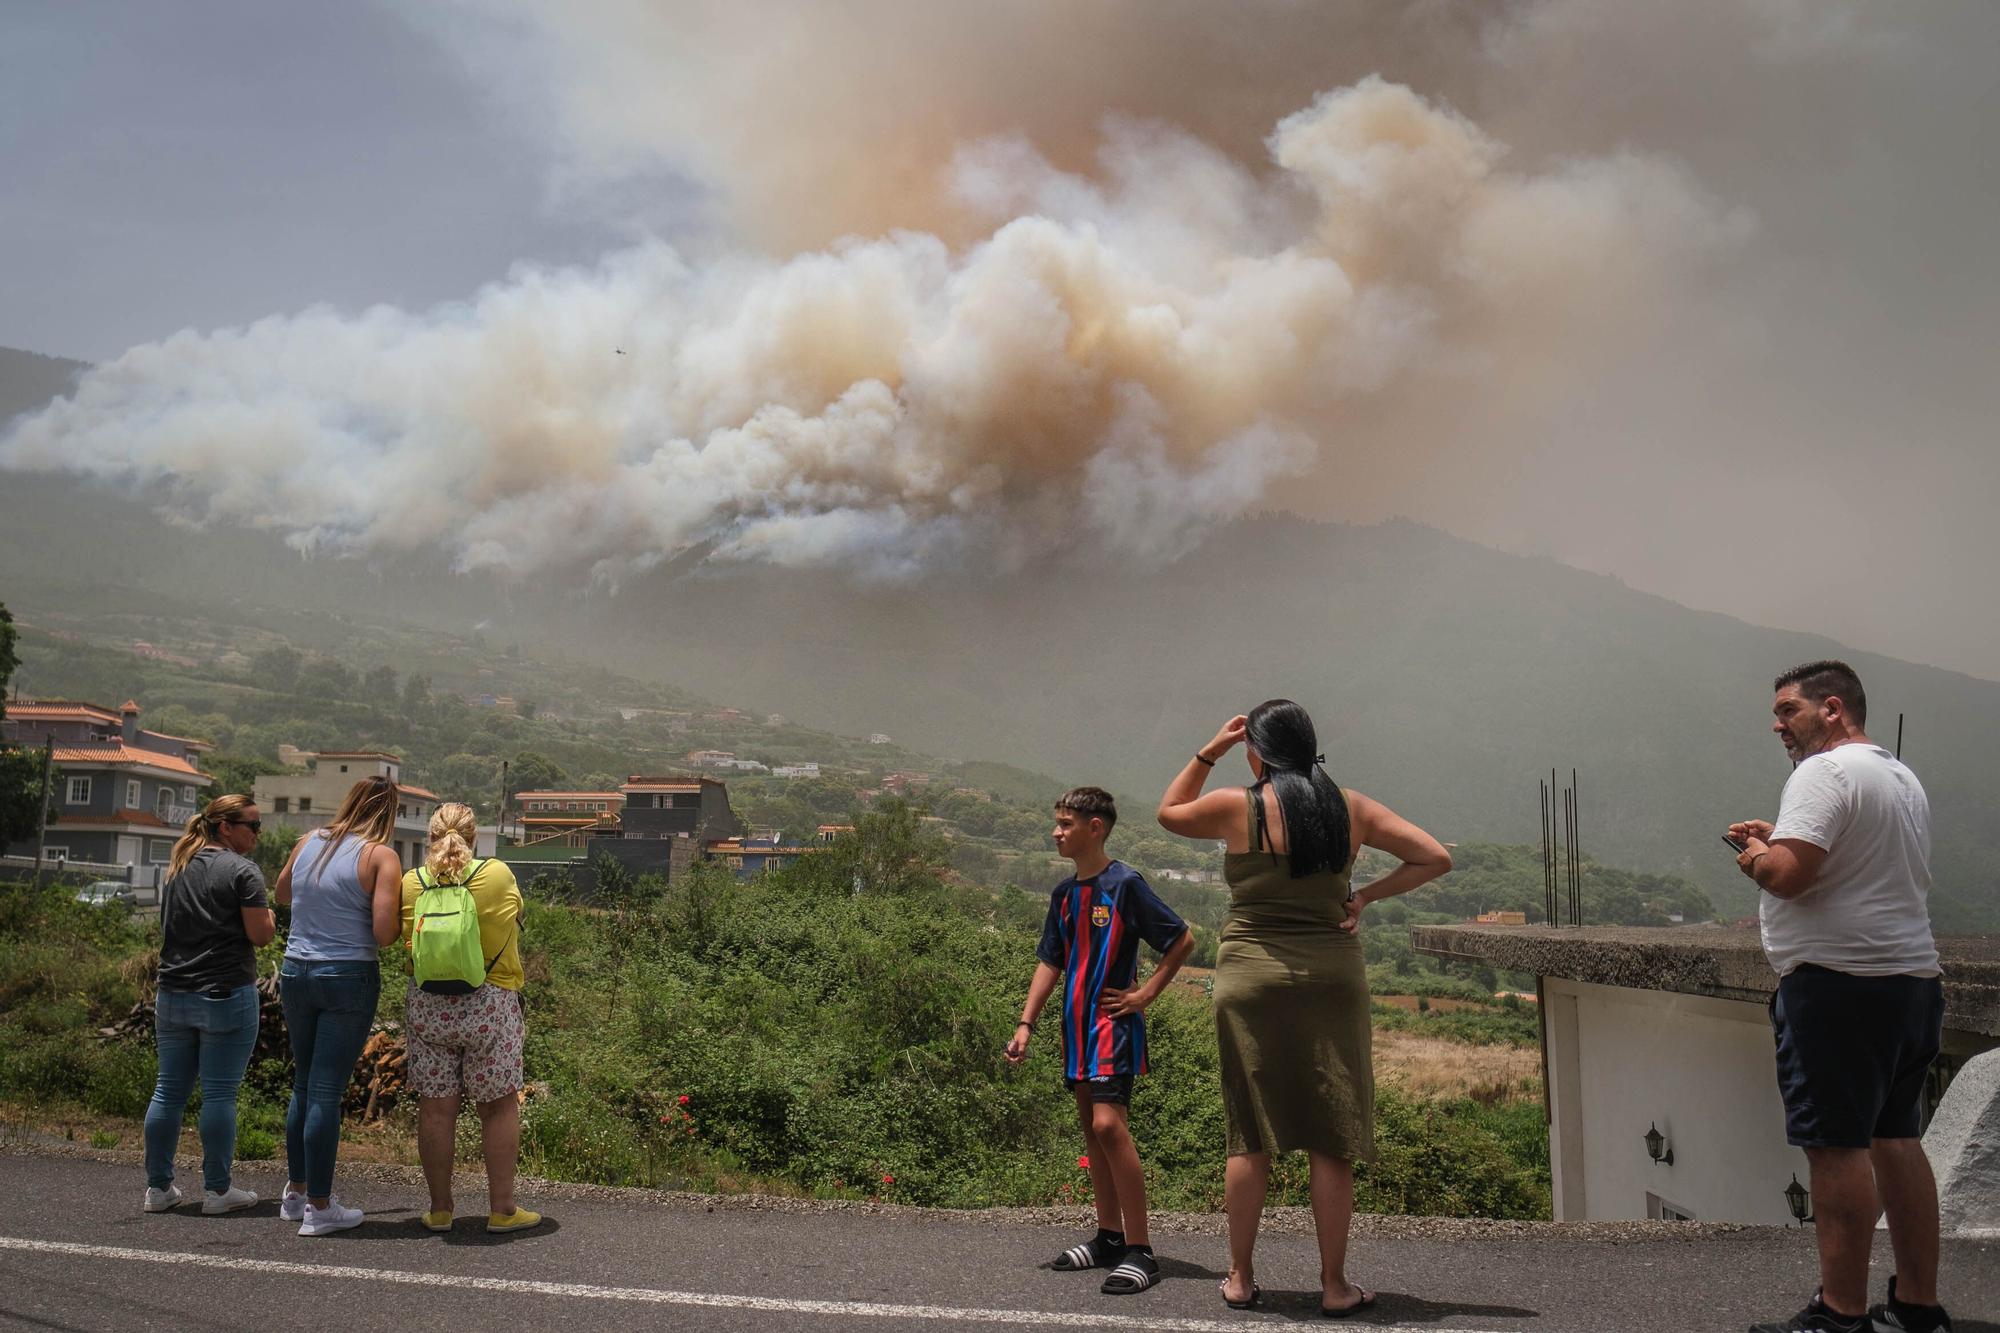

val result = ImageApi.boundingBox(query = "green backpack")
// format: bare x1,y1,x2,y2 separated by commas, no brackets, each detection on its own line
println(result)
410,860,497,995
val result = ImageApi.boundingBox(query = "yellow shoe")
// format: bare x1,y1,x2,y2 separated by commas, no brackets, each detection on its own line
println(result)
486,1208,542,1233
420,1210,453,1232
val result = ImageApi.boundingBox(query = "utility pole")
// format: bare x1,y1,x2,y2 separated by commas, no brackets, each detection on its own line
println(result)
498,759,511,848
31,733,53,883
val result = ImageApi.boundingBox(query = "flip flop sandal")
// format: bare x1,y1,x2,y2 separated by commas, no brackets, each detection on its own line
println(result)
1222,1280,1261,1310
1320,1286,1376,1318
1052,1236,1123,1270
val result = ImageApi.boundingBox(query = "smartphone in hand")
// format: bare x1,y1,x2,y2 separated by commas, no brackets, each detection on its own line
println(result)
1722,834,1749,854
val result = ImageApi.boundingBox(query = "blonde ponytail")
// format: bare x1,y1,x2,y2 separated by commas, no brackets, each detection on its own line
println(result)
423,802,478,884
168,793,254,880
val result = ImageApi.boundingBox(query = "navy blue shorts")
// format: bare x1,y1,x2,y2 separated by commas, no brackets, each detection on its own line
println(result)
1770,964,1943,1149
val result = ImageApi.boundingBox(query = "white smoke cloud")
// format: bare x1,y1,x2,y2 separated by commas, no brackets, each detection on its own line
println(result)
0,62,1738,581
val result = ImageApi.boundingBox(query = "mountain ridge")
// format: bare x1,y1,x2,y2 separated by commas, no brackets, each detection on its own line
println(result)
3,345,1994,926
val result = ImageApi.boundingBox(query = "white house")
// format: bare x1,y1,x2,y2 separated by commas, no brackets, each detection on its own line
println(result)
1412,924,1999,1226
254,748,440,868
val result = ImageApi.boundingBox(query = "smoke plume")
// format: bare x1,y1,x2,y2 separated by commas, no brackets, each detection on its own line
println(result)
1,5,1750,582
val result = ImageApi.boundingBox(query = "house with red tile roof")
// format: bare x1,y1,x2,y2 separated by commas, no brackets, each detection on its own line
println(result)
0,699,214,874
2,698,213,761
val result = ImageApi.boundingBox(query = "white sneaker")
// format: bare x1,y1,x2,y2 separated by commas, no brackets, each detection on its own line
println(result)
298,1199,364,1236
202,1185,258,1215
142,1185,183,1213
279,1189,307,1222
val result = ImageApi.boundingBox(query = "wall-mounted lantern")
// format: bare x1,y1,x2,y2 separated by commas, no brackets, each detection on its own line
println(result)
1643,1121,1674,1167
1784,1173,1814,1225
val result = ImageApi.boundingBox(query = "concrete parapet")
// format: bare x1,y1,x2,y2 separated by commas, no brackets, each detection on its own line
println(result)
1927,1046,2000,1239
1408,924,2000,1038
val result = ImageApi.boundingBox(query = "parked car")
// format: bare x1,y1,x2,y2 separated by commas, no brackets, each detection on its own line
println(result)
75,881,136,908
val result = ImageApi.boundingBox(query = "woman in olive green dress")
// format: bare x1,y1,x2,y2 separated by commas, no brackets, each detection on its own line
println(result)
1158,700,1451,1316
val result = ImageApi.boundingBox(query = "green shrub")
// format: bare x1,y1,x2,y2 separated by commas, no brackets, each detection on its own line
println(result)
1,1033,96,1102
242,1057,294,1102
235,1126,278,1159
520,1090,652,1187
79,1042,157,1117
235,1088,287,1138
1369,1001,1540,1048
1357,1089,1551,1218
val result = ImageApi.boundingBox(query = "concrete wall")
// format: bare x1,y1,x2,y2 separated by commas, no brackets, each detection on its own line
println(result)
0,855,164,891
1547,977,1809,1225
254,759,431,829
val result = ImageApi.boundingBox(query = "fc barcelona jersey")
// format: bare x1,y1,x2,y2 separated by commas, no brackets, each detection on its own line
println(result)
1036,861,1188,1079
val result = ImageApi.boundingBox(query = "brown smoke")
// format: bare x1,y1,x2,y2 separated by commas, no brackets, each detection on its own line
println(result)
1,49,1737,582
16,0,1995,688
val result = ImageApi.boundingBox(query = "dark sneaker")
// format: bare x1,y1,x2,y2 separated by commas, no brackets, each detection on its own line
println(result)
1870,1276,1953,1333
1750,1292,1870,1333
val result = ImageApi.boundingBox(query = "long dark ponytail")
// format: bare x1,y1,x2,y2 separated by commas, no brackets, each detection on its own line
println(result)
1247,698,1350,878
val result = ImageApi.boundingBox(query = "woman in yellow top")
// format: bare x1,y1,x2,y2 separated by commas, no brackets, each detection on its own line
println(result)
397,802,539,1234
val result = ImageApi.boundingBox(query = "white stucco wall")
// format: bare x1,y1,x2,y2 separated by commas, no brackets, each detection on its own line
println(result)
1545,977,1809,1224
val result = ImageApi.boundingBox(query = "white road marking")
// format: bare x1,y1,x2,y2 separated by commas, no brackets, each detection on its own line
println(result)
0,1235,1514,1331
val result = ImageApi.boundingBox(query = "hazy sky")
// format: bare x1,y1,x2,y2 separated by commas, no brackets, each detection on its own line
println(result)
4,1,1997,680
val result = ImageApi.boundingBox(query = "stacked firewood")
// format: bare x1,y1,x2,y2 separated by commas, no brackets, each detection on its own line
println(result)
250,969,290,1064
344,1029,407,1122
96,968,289,1066
95,1002,155,1043
97,965,407,1121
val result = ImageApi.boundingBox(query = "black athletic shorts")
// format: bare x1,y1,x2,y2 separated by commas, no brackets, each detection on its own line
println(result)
1770,964,1944,1149
1065,1074,1134,1105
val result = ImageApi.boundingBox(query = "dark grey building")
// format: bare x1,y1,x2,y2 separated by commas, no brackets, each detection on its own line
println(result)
516,775,744,899
610,776,740,844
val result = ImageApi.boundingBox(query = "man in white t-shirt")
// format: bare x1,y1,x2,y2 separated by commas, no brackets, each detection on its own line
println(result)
1731,660,1950,1333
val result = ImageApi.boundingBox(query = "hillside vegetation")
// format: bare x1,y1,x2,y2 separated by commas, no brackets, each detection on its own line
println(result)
0,806,1549,1219
10,607,1721,946
9,618,1216,881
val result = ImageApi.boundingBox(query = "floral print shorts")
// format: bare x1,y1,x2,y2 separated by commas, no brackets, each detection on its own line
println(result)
404,982,525,1104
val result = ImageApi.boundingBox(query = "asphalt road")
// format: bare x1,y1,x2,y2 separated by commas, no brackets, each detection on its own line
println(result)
1,1150,1993,1332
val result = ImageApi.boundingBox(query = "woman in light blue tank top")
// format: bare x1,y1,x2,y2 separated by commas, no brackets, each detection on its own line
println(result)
273,775,404,1236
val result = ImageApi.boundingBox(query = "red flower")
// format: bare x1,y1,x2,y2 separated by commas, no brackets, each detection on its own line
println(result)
881,1174,894,1184
678,1094,691,1105
1077,1155,1090,1170
659,1114,670,1123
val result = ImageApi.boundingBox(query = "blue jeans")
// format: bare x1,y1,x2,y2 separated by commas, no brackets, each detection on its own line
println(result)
278,958,380,1199
145,983,260,1192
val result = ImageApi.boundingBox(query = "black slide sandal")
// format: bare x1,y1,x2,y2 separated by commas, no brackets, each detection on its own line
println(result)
1052,1235,1123,1271
1102,1249,1160,1295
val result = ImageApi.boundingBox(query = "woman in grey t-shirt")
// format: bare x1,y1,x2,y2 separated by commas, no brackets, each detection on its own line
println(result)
143,794,276,1216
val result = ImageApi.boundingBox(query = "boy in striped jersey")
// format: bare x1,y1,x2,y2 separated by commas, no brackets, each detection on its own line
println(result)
1006,786,1193,1295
